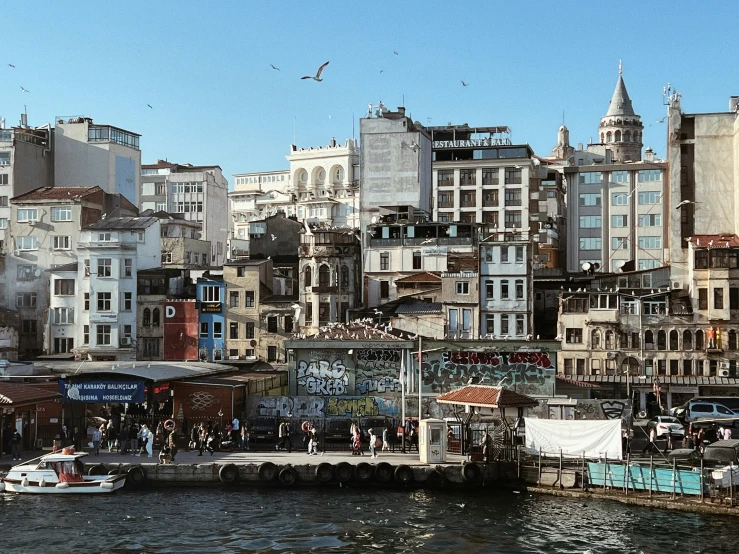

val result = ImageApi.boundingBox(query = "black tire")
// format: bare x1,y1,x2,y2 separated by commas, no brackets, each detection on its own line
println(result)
335,461,354,483
461,462,482,484
126,466,147,486
108,468,123,476
355,462,374,482
394,464,413,484
219,463,239,484
375,462,393,483
87,463,106,476
425,469,446,489
258,462,278,482
278,466,298,486
315,463,334,483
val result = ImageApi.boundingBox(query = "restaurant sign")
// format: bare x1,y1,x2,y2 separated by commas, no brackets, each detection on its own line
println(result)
433,138,512,149
59,380,146,403
200,302,223,313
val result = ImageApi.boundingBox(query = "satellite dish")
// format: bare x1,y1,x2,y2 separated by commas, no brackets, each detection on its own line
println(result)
370,216,378,224
34,269,42,277
581,262,591,272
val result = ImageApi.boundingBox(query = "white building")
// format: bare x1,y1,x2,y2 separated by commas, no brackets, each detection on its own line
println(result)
54,116,141,206
140,161,229,266
51,216,162,360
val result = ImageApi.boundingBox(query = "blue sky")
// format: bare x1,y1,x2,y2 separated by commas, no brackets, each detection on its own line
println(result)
2,2,737,189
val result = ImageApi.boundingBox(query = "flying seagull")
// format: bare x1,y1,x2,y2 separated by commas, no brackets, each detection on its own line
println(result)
147,104,153,109
393,51,398,55
301,61,329,81
656,116,667,123
271,234,277,241
20,86,29,93
8,63,15,68
675,200,701,210
461,80,469,87
269,64,280,71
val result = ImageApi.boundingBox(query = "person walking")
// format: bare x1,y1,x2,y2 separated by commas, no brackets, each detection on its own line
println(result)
10,429,21,461
107,420,117,452
241,422,250,451
382,427,390,452
198,425,208,456
277,421,287,451
308,425,319,455
128,424,138,455
91,426,101,456
231,417,240,445
167,428,178,462
369,429,378,459
283,420,292,453
642,426,661,455
480,429,494,462
190,425,200,451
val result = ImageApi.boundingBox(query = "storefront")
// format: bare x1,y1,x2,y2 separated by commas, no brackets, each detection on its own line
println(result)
0,382,62,453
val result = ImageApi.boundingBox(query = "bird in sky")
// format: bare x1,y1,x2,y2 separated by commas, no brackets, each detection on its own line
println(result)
269,64,280,71
675,200,701,210
301,61,329,81
461,80,469,87
380,69,384,73
421,238,434,244
656,116,667,123
147,104,153,109
20,86,29,93
393,51,398,55
8,63,15,68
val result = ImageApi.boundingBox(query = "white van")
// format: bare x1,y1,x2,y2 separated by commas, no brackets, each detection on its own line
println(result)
674,401,739,423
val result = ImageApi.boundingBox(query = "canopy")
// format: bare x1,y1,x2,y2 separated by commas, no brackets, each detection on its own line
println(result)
524,419,623,460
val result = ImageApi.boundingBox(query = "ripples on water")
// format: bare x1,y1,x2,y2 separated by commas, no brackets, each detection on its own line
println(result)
0,487,735,553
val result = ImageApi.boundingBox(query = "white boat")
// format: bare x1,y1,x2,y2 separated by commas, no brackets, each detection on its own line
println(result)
0,448,127,494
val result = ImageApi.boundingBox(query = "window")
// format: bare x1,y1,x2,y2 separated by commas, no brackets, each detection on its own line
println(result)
455,282,469,295
501,246,509,263
504,189,521,206
380,253,389,270
609,214,628,228
267,346,278,362
0,197,6,207
305,302,312,323
485,280,494,299
54,279,75,296
459,191,476,208
17,208,38,222
0,174,7,185
162,252,172,264
504,210,521,228
15,292,36,308
639,214,661,227
201,285,220,302
460,169,475,186
0,218,7,229
285,315,294,333
579,172,602,184
592,330,601,349
123,259,133,278
304,267,312,288
96,324,111,345
637,236,661,249
97,292,111,311
229,291,239,308
515,279,524,299
245,322,255,338
437,170,453,186
143,308,151,326
482,190,498,207
51,207,72,221
318,265,330,288
98,232,113,242
611,171,629,183
579,193,602,206
482,168,498,186
200,322,209,338
566,328,583,343
612,237,628,250
16,236,39,251
500,315,509,335
638,259,660,271
731,288,739,310
670,330,679,350
152,308,160,326
52,236,71,250
501,280,509,300
83,325,89,345
612,193,629,205
515,246,524,263
245,291,255,307
52,307,74,324
590,294,617,309
213,322,222,339
84,293,90,311
638,169,661,182
579,216,602,228
576,359,585,375
579,238,601,250
230,322,239,339
340,265,350,289
267,316,278,333
437,191,454,209
516,314,524,335
504,167,522,184
20,320,37,336
482,210,498,225
412,251,422,270
715,288,724,309
699,288,708,310
17,265,36,280
380,280,390,299
97,258,112,277
638,191,661,204
318,302,330,323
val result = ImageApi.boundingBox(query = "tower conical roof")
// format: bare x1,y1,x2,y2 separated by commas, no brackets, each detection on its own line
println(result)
606,74,636,117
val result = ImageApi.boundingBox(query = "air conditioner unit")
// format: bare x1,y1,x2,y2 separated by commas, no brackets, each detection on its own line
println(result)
719,369,731,378
25,220,38,225
719,362,730,370
672,282,683,290
120,337,132,346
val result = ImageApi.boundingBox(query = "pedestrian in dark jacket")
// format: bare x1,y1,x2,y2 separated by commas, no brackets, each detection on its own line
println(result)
10,430,22,461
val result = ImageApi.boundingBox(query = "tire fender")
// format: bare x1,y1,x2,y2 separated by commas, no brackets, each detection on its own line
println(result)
127,466,147,486
219,463,239,484
375,462,394,483
315,462,334,483
258,461,278,482
278,466,298,486
425,468,446,488
335,461,354,483
461,462,483,484
87,463,106,476
394,464,413,484
355,462,374,483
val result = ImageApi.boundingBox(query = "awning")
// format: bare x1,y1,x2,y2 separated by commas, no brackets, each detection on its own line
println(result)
436,385,539,409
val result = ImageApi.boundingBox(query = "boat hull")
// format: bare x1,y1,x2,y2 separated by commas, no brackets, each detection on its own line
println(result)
1,475,127,494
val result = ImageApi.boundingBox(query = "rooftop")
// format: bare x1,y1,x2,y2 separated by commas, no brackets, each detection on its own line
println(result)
86,216,158,231
436,385,539,409
0,382,61,405
11,186,103,203
395,272,442,283
688,234,739,248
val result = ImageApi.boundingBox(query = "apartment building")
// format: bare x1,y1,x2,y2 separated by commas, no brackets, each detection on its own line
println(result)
196,274,226,363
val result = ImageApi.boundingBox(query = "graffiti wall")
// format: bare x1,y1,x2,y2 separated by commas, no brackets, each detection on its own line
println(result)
246,395,404,421
422,350,556,396
355,349,402,395
530,399,632,425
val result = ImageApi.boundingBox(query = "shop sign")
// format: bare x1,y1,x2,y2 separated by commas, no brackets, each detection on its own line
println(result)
669,386,699,393
433,138,512,148
200,302,223,313
59,380,146,403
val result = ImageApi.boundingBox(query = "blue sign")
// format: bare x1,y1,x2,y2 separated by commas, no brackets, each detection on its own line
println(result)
59,380,146,403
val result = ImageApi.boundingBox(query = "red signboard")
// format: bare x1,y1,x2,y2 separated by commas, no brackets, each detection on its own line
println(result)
164,301,199,360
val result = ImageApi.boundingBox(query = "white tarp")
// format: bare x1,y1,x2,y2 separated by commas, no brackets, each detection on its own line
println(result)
524,419,623,460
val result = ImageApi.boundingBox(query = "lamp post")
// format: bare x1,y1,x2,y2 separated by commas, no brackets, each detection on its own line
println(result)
218,408,223,434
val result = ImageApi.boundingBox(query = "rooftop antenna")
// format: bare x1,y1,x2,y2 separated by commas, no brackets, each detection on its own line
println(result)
293,116,296,146
352,111,355,140
619,59,623,75
402,94,404,106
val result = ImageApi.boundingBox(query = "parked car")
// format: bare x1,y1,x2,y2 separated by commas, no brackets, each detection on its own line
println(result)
361,416,394,444
703,439,739,465
249,417,277,444
672,401,739,423
646,416,686,438
671,397,739,417
324,419,352,443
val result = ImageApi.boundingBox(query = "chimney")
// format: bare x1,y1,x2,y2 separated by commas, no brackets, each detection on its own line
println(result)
644,147,655,162
397,107,406,117
330,137,336,147
730,96,739,113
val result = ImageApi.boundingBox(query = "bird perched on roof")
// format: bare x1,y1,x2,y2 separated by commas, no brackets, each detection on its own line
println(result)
301,61,329,82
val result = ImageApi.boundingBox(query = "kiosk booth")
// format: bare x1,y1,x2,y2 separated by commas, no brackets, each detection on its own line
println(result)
419,418,447,464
